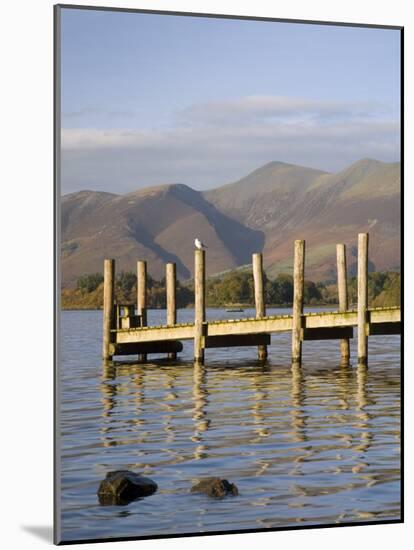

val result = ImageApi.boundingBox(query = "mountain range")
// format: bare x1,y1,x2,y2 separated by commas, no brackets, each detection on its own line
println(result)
61,158,401,287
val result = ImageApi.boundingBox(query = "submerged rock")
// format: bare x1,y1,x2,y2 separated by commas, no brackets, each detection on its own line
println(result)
191,477,238,498
98,470,158,505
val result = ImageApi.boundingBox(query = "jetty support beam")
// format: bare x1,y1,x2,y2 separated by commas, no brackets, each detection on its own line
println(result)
205,333,270,348
109,340,183,356
336,243,350,363
194,249,206,364
166,262,177,359
102,258,115,361
367,322,401,336
253,252,268,360
302,327,353,340
292,240,305,364
358,233,369,365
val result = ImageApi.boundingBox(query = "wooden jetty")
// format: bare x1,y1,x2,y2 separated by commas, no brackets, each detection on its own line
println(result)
102,233,401,366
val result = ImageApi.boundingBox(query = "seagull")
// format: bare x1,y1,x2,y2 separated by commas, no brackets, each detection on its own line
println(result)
194,238,207,250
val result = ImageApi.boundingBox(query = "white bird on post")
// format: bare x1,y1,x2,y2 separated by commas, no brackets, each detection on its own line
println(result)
194,238,207,250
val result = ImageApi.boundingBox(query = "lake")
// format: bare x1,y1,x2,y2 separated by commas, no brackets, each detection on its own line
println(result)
58,307,401,542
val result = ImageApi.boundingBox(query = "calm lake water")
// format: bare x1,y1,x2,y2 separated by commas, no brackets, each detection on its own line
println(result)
59,308,401,542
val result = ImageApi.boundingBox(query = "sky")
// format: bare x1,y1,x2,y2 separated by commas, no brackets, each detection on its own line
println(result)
60,8,401,195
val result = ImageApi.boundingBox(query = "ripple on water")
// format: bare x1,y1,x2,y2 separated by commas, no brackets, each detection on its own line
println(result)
59,309,401,542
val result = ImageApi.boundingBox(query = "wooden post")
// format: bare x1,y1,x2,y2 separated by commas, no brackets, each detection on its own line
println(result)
166,262,177,360
291,240,305,364
358,233,369,365
252,253,267,360
137,260,147,362
194,249,206,364
336,244,350,363
102,258,115,361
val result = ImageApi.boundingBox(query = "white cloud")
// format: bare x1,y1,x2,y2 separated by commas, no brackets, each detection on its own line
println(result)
62,107,138,120
177,95,389,126
61,95,400,194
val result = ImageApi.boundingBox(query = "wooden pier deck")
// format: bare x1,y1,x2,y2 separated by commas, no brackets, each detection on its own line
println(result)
102,233,401,366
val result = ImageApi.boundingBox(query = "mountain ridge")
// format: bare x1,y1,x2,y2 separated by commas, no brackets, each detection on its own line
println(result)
61,158,400,287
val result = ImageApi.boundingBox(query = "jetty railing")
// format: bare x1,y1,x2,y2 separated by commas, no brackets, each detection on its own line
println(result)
102,233,401,366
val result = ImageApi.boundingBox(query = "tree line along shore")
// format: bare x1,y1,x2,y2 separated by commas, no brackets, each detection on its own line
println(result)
61,269,400,310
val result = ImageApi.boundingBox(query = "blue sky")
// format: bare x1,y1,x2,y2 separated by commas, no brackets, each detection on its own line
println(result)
60,8,401,194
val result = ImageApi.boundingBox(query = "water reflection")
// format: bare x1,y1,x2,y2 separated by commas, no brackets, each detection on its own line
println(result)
60,311,400,542
289,364,307,444
336,363,352,410
249,366,271,441
99,365,119,448
96,361,386,477
354,364,373,454
162,370,178,447
191,364,210,460
77,353,400,538
351,364,374,491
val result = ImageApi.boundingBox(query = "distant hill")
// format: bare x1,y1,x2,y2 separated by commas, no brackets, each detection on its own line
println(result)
204,160,328,228
61,183,264,286
205,158,401,281
61,158,400,287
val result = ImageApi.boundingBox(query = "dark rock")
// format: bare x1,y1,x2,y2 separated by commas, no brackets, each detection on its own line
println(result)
191,477,238,498
98,470,157,505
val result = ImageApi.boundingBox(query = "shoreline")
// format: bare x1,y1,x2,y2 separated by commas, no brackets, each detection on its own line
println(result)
60,303,340,312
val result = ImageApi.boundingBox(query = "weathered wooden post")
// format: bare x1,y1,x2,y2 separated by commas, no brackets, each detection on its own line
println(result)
137,260,148,362
102,258,115,361
336,243,350,363
358,233,369,365
291,240,305,364
166,262,177,360
252,253,267,360
194,249,206,364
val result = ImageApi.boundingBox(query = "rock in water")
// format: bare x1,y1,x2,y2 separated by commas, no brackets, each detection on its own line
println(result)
191,477,238,498
98,470,158,505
